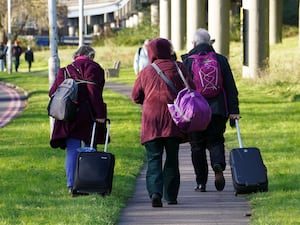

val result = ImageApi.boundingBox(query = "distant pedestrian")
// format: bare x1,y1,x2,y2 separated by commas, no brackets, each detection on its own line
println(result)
0,42,5,71
133,39,150,75
25,46,34,72
12,40,23,72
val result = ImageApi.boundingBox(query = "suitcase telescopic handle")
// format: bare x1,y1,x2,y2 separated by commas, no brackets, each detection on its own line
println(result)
90,119,110,151
90,121,97,149
235,119,243,148
104,119,110,152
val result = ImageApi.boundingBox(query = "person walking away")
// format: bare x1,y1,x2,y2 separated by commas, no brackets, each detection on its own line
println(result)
25,46,34,72
12,40,23,72
49,45,107,196
181,28,240,192
132,38,195,207
2,42,8,71
133,39,150,75
0,42,5,71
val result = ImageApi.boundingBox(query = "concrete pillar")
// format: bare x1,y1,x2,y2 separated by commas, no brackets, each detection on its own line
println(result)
171,0,186,51
138,12,144,24
133,14,139,27
186,0,207,51
93,24,100,35
151,3,159,26
242,0,269,78
68,26,75,36
269,0,282,44
208,0,230,57
159,0,171,39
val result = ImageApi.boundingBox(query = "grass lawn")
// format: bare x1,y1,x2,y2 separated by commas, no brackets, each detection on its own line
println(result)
0,34,300,224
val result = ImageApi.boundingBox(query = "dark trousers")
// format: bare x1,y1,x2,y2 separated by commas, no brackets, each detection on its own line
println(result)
27,61,32,72
14,57,20,72
144,137,180,202
189,115,227,185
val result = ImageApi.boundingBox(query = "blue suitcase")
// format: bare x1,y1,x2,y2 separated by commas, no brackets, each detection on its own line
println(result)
73,119,115,196
229,120,268,196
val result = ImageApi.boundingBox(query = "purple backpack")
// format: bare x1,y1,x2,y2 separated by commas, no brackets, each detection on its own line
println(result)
189,51,223,98
152,62,212,133
167,88,212,132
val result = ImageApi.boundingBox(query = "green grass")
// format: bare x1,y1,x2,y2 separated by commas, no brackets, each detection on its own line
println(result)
0,34,300,224
0,71,144,224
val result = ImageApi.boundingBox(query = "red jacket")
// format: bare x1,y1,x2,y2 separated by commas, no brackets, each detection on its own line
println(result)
49,56,107,149
132,38,195,144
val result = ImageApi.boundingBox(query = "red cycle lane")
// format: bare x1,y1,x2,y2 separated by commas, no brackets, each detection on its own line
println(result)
0,83,27,128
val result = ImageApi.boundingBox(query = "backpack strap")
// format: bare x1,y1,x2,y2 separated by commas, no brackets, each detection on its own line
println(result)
66,64,96,85
173,62,190,90
151,63,178,94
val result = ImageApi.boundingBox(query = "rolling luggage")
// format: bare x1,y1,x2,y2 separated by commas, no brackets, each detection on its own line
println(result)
229,119,268,196
73,119,115,196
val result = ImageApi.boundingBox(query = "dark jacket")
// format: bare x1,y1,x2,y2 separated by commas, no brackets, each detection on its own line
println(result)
49,56,107,149
181,43,239,117
25,50,34,62
132,38,195,144
12,45,22,58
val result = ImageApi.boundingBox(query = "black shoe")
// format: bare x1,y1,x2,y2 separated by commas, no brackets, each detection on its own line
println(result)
194,184,206,192
213,164,225,191
167,200,178,205
151,193,162,207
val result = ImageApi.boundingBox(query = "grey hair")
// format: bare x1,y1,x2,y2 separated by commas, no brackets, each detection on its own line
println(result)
193,28,215,46
73,45,95,60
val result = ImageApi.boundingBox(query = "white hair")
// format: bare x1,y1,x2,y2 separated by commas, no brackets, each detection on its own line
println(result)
193,28,215,46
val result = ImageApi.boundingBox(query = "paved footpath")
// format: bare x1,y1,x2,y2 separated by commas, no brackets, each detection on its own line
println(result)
0,82,28,128
105,82,251,225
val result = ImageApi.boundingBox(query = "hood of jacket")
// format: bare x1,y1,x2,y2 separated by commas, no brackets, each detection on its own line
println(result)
147,38,172,63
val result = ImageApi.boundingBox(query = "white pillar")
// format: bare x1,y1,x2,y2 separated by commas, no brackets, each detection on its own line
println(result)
269,0,282,44
171,0,185,51
138,12,144,24
242,0,269,78
159,0,171,39
151,3,159,26
186,0,207,51
208,0,230,57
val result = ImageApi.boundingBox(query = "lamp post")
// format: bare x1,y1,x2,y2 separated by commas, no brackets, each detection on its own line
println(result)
48,0,60,135
7,0,12,74
79,0,84,46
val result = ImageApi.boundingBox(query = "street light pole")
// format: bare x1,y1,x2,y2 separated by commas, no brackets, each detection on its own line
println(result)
48,0,60,135
7,0,12,74
79,0,84,46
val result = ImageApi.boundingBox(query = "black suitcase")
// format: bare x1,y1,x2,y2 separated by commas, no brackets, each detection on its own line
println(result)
73,119,115,196
229,119,268,196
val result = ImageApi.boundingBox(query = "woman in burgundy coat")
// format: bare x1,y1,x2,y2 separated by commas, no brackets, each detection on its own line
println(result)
132,38,194,207
49,45,107,194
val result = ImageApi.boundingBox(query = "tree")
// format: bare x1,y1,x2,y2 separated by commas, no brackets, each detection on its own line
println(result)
0,0,67,42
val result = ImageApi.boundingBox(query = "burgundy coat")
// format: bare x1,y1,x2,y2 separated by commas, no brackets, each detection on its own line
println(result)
131,38,195,144
49,56,107,149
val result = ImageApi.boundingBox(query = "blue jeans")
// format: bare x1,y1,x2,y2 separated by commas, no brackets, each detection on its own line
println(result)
65,138,81,188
